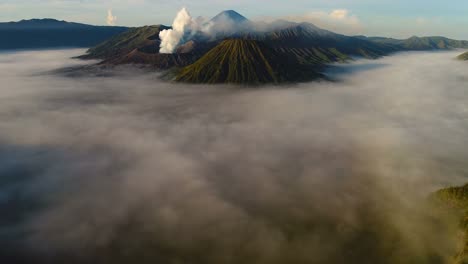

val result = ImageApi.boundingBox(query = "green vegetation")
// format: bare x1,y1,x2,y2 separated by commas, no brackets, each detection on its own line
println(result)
79,25,168,59
458,52,468,61
175,39,321,84
434,184,468,264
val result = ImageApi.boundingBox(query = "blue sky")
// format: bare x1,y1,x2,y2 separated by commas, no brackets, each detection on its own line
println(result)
1,0,468,39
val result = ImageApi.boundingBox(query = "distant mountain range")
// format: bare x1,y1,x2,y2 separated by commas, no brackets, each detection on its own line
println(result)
358,35,468,50
76,10,468,84
4,11,467,84
0,19,128,50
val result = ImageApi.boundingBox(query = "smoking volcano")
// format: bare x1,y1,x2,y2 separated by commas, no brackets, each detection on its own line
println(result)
79,8,468,85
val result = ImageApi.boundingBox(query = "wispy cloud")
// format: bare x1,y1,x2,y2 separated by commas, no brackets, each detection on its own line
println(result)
106,9,117,26
282,9,363,35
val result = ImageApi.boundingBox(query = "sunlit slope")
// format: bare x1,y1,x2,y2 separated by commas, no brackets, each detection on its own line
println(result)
458,52,468,60
175,39,320,84
435,184,468,264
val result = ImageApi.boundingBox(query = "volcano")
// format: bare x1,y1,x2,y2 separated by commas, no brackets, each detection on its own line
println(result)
210,10,249,24
78,9,468,85
175,39,320,84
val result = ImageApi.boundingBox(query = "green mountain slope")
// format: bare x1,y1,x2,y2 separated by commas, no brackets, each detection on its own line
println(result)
458,52,468,61
101,49,201,69
175,39,320,84
434,184,468,264
79,25,168,59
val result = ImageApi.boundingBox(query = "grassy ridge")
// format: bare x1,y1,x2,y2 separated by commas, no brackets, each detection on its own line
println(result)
175,39,321,84
79,25,168,60
458,52,468,61
434,184,468,264
176,39,278,84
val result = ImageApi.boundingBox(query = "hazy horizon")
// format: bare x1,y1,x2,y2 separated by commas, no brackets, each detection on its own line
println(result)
1,1,468,39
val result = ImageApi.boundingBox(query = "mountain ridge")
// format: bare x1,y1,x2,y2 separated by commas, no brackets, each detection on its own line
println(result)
0,18,129,50
73,10,468,84
434,184,468,264
458,51,468,60
0,18,106,29
175,39,321,84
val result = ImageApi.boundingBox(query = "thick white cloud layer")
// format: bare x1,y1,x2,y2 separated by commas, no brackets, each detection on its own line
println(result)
0,49,467,263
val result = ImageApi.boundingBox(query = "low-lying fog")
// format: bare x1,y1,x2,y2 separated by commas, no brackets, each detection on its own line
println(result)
1,49,468,264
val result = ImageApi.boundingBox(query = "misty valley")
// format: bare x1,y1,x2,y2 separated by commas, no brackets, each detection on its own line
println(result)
0,48,468,264
2,4,468,264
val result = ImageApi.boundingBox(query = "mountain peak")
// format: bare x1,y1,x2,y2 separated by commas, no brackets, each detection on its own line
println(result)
0,18,87,29
211,10,248,23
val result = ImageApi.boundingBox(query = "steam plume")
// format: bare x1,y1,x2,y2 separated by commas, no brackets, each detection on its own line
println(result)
159,8,194,53
158,7,248,53
106,9,117,26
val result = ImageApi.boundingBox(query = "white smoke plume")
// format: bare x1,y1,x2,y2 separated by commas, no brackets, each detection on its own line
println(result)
159,8,194,53
158,8,250,53
106,9,117,26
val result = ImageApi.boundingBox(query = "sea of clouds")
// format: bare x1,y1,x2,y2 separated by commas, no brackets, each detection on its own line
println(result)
1,49,468,263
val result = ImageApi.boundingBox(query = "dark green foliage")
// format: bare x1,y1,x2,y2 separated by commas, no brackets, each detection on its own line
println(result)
458,52,468,61
434,184,468,264
175,39,322,84
103,49,202,70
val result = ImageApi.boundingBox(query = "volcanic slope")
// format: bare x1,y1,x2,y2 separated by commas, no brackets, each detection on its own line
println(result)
175,39,320,84
434,184,468,264
458,51,468,60
79,25,169,60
